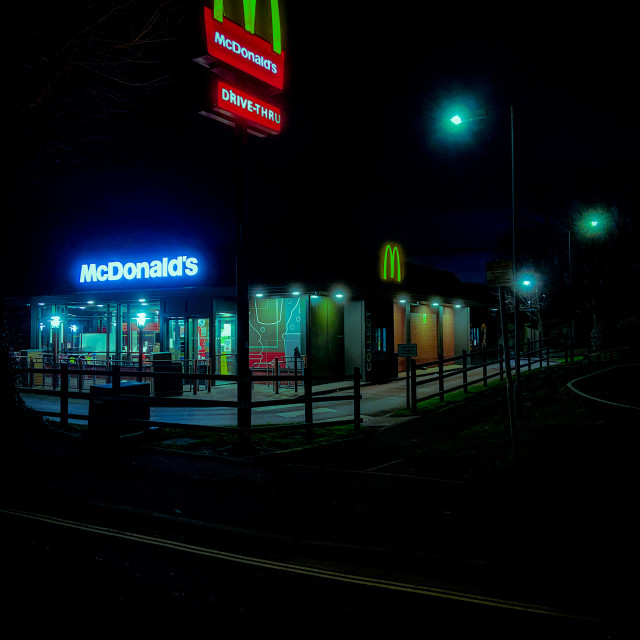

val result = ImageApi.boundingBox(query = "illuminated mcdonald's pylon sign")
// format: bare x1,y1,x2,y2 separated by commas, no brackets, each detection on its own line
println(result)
204,0,285,91
381,243,403,283
212,0,282,54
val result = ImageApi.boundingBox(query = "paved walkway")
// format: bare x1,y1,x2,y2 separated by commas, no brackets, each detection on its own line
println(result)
19,357,560,428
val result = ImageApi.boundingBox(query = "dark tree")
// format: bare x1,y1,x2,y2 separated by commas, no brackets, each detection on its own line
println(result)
1,0,186,191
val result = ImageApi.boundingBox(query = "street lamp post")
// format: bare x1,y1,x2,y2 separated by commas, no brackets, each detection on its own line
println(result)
136,312,147,381
568,228,575,357
510,106,520,393
569,208,610,349
450,104,520,433
235,123,252,454
50,315,61,389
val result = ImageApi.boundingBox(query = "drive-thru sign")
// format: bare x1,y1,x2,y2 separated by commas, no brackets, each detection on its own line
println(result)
199,0,285,135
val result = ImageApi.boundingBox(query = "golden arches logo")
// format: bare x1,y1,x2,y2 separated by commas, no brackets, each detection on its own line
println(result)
212,0,282,54
381,243,403,283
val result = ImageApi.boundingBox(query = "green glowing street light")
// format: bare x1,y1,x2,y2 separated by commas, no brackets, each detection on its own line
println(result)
447,110,488,127
518,272,537,289
575,208,611,239
568,206,613,342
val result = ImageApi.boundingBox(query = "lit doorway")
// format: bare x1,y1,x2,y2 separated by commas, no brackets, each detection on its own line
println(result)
167,317,210,363
215,313,236,375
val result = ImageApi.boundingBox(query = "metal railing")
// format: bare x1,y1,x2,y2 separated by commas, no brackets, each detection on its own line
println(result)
15,355,216,394
16,363,363,444
250,354,306,393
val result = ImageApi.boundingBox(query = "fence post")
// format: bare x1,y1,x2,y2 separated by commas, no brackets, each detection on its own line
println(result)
353,367,361,431
499,344,504,382
274,358,279,394
482,347,488,387
112,364,121,396
60,363,68,429
411,359,417,413
546,345,550,367
438,353,445,401
527,338,532,372
304,367,313,442
462,349,468,393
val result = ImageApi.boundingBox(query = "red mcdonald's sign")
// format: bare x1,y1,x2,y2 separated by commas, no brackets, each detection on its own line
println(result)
203,5,284,91
214,81,282,134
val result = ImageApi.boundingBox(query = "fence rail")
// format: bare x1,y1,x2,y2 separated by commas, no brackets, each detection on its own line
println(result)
17,363,363,443
17,338,603,442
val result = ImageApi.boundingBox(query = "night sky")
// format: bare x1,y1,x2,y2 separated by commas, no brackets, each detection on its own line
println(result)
3,2,638,296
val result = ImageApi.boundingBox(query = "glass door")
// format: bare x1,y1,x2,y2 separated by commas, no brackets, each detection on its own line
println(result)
167,318,210,362
215,313,236,375
194,318,210,361
168,318,186,361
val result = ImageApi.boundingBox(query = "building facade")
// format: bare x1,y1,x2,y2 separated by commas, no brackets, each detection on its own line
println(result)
4,241,488,384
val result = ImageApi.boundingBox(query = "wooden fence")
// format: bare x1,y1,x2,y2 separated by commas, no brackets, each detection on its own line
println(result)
17,364,363,441
17,338,589,440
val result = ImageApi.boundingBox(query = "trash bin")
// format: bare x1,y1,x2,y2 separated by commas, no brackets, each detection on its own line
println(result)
89,381,150,438
151,352,183,396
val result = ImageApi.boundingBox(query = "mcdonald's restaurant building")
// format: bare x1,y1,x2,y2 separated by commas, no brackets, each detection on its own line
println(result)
2,4,490,385
3,239,489,385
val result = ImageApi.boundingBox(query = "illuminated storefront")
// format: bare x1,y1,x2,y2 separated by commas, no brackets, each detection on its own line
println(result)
29,292,235,374
5,240,488,385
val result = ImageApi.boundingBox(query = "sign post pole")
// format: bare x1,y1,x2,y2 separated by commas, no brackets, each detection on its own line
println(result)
196,1,286,453
235,122,252,453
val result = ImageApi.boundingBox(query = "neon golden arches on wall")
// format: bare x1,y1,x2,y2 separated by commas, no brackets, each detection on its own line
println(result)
212,0,282,54
382,243,403,283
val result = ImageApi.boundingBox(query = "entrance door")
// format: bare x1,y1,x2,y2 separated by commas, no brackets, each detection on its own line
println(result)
215,313,236,375
167,318,210,362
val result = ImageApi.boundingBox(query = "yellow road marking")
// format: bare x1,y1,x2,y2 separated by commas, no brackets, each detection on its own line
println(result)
0,507,614,625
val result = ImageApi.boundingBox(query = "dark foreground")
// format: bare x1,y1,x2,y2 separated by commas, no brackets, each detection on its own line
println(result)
1,361,638,637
